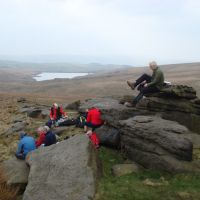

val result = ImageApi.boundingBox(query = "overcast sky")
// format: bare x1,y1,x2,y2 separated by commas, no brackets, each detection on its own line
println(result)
0,0,200,65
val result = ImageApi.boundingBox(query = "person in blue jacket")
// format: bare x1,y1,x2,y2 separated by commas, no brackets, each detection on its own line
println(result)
15,132,36,160
43,126,56,146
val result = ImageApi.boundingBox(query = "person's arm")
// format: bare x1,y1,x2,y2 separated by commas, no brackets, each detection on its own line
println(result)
36,134,45,147
49,109,54,120
147,70,162,87
16,140,23,154
60,107,67,117
44,135,49,146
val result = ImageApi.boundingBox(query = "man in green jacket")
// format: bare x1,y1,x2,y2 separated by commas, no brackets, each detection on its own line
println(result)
126,61,164,106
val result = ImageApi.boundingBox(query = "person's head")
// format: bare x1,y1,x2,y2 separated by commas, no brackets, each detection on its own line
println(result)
53,103,58,109
19,131,27,139
149,61,158,70
37,126,46,135
44,126,50,133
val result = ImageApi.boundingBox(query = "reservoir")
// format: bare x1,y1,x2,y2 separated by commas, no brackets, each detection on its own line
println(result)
33,72,90,81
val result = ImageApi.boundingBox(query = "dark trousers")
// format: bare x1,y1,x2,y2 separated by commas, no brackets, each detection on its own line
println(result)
133,74,159,105
85,122,102,131
15,152,25,160
134,73,152,89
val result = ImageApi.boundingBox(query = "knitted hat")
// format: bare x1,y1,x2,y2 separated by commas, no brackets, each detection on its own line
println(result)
20,132,27,139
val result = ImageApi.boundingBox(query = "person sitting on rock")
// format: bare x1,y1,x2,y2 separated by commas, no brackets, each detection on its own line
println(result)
35,126,46,148
44,126,57,146
46,103,67,128
126,61,164,107
84,107,104,132
15,132,36,160
86,129,100,149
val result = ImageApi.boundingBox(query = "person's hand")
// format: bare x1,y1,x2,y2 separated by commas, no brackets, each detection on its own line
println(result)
62,115,68,119
144,83,148,87
141,80,146,85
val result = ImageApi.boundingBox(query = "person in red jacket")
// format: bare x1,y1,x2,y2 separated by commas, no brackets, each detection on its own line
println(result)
35,126,46,148
86,130,100,149
84,107,104,132
47,103,67,127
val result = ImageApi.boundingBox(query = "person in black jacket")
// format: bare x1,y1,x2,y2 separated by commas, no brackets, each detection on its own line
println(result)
44,126,56,146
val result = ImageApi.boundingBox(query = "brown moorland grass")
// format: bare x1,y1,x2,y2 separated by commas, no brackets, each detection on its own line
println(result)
0,167,18,200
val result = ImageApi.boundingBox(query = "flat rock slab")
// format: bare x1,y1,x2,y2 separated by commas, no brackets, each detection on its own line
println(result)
23,134,98,200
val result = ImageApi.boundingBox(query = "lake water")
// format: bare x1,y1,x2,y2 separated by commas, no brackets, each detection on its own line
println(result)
33,72,90,81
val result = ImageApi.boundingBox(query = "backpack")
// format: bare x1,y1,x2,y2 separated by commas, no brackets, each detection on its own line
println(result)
58,119,77,126
76,115,87,128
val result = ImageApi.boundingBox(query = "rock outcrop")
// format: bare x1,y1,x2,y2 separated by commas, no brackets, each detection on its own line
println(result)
2,158,29,193
95,125,120,148
137,85,200,134
119,116,197,173
23,135,98,200
80,90,200,173
20,106,49,119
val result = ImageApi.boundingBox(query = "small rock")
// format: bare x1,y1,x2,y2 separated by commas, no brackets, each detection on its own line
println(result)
17,97,27,103
143,177,169,187
65,100,81,110
5,121,27,135
177,192,192,200
112,163,140,177
95,125,120,148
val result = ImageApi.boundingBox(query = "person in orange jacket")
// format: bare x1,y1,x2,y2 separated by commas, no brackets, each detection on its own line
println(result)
46,103,67,127
84,107,104,132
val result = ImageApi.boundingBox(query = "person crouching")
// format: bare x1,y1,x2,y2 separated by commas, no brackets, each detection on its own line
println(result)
15,132,36,160
84,107,104,132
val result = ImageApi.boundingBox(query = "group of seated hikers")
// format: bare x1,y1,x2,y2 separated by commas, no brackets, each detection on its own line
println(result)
15,103,104,160
15,126,56,160
15,61,167,160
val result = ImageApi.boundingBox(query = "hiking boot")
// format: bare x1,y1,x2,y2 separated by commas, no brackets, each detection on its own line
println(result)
124,102,136,107
127,81,136,90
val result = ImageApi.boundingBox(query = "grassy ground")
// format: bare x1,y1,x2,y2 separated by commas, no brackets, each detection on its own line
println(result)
95,147,200,200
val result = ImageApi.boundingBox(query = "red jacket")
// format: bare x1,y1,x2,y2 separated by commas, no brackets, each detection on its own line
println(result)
49,106,66,121
89,132,100,148
35,132,45,148
86,108,103,125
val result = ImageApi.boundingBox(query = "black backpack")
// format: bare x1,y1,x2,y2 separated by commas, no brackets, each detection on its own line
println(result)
76,115,87,128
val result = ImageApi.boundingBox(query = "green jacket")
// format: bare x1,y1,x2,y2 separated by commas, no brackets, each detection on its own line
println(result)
147,67,164,90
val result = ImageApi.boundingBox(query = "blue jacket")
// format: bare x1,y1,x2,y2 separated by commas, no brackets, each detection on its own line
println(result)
44,131,56,146
16,135,36,157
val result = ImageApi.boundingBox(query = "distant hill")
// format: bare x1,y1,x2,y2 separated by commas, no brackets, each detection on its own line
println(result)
0,62,199,103
0,60,132,73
